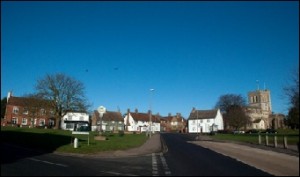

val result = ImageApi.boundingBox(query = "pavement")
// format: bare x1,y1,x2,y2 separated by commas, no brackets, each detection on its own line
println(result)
191,135,299,176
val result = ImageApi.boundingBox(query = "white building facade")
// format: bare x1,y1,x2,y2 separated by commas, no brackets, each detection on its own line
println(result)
188,108,224,133
61,112,89,131
124,109,160,133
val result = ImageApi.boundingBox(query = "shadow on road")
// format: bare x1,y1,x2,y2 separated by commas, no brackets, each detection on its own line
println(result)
1,131,72,164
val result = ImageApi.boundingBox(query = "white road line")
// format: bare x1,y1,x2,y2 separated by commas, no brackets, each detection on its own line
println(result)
28,158,68,167
152,153,158,176
159,153,171,176
100,171,138,176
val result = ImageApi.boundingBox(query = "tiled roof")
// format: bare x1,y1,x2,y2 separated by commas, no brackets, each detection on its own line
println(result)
7,96,51,107
161,115,186,123
189,109,218,120
94,110,123,121
130,112,160,123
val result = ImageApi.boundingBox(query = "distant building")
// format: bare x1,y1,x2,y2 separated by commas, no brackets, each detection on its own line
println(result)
2,91,55,128
124,108,160,133
61,111,89,131
188,108,224,133
160,113,187,133
246,89,284,129
91,109,124,132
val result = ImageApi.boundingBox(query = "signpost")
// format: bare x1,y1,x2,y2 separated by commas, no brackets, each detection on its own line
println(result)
97,106,106,135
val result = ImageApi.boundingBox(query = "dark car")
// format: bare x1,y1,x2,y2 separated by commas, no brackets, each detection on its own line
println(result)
261,128,277,134
245,129,260,134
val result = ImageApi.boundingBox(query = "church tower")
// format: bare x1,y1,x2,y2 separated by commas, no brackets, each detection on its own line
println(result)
248,89,272,114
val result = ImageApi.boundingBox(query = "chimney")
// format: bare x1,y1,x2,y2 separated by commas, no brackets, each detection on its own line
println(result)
7,91,12,102
176,113,181,118
168,113,171,117
192,107,196,112
135,108,138,113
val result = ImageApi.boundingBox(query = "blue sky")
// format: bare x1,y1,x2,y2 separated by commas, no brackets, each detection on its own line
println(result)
1,1,299,118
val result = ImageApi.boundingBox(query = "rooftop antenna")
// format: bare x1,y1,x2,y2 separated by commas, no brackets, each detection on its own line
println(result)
256,80,260,90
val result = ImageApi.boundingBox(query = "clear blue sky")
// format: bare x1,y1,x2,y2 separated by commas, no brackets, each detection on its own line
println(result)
1,1,299,118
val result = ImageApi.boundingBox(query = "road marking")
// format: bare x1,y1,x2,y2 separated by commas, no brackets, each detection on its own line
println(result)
152,153,171,176
159,153,171,176
100,171,138,176
152,153,158,176
28,158,68,167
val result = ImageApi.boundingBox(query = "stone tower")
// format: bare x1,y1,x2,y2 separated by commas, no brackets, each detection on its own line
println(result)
247,89,272,129
248,89,272,114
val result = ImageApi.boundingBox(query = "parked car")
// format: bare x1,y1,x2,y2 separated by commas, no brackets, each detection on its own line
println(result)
245,129,260,134
232,130,245,134
261,128,277,134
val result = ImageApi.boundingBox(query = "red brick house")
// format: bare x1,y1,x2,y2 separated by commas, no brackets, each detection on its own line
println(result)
2,92,55,128
160,113,187,133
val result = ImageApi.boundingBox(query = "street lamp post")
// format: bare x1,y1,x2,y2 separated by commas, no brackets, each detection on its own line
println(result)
197,109,200,140
149,88,154,138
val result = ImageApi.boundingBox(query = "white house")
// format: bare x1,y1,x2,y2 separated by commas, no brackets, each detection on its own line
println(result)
124,109,160,133
188,108,224,133
61,112,89,131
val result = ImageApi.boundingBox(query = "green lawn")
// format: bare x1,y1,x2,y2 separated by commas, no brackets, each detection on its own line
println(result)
1,126,148,154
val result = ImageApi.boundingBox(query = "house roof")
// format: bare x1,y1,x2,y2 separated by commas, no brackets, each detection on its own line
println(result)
129,112,161,123
188,109,218,120
161,115,186,123
93,110,123,122
7,96,51,107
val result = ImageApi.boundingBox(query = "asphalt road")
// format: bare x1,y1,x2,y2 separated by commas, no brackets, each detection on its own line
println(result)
1,133,299,176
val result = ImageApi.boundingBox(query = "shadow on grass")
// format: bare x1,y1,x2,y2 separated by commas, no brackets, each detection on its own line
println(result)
1,131,72,164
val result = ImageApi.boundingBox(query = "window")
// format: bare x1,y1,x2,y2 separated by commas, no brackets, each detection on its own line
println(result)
13,107,19,114
192,120,195,124
12,118,18,124
66,123,74,129
49,110,54,115
40,109,46,115
22,118,28,125
200,120,203,123
68,115,72,120
23,107,29,115
207,119,210,123
39,119,45,126
49,119,55,126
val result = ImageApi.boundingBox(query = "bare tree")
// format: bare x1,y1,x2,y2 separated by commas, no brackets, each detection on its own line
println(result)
227,105,250,130
35,73,90,129
215,94,246,113
284,67,299,109
283,67,299,129
215,94,247,129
